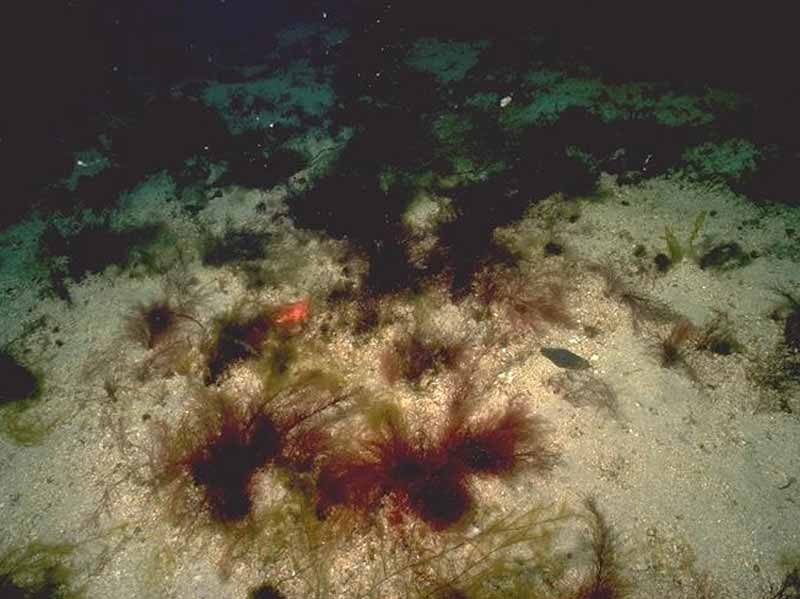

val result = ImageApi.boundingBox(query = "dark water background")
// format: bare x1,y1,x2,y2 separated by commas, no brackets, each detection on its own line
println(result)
4,1,799,228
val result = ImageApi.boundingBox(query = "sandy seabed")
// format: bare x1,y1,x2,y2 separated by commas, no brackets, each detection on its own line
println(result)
1,166,798,599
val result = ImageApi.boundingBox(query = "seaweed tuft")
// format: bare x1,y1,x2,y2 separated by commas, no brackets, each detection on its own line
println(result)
154,380,349,528
475,265,573,334
657,319,695,369
249,582,288,599
124,296,204,351
380,331,466,387
316,386,555,531
591,263,678,331
568,498,629,599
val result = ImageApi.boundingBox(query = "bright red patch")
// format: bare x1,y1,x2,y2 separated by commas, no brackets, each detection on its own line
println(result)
273,298,310,325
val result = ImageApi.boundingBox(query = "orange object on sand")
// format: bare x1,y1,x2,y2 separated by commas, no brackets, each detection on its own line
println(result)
274,298,310,325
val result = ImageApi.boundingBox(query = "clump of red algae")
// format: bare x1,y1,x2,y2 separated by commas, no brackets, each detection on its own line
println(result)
315,383,556,530
155,376,347,526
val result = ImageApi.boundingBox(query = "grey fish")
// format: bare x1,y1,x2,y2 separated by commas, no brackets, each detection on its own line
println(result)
540,347,591,370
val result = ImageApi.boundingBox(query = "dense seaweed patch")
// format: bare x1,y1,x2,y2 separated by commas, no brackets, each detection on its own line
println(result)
315,388,555,530
156,381,347,526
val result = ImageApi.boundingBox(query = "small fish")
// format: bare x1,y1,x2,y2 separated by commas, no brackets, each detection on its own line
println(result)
274,298,310,325
540,347,591,370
